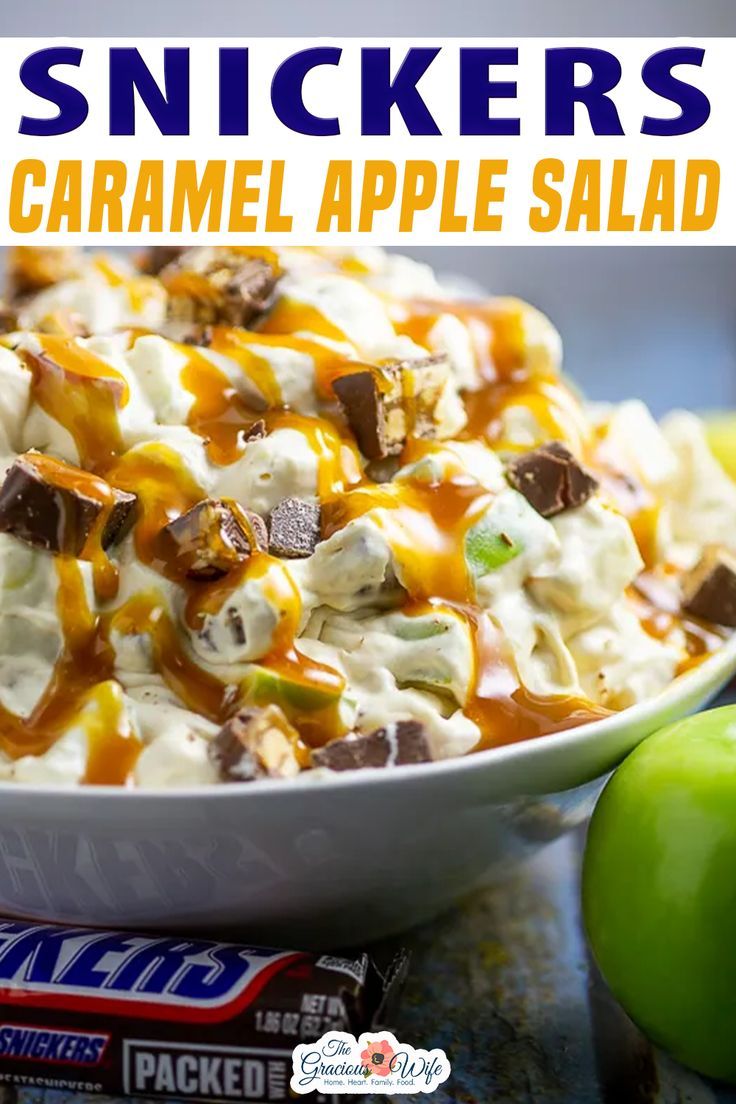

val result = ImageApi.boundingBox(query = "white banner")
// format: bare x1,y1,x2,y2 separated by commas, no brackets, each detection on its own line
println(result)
0,37,732,244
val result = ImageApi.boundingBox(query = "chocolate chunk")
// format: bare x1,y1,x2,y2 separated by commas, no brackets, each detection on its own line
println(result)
242,419,267,442
162,248,281,328
0,453,136,556
156,499,267,581
332,355,450,461
268,498,321,559
139,246,186,276
332,372,384,459
209,705,302,782
244,511,268,550
506,441,599,517
682,545,736,627
102,490,139,547
311,720,432,772
22,348,127,408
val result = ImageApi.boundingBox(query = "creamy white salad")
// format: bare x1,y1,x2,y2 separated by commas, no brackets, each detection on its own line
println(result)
0,244,733,788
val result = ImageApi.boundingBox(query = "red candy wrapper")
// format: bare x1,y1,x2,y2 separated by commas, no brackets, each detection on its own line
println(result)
0,918,408,1102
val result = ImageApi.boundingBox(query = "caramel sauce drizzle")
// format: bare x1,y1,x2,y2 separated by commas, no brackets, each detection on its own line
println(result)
598,466,661,571
591,427,662,571
207,328,283,409
258,298,349,344
24,451,122,603
462,375,590,455
386,294,722,716
324,473,610,748
184,554,346,747
108,591,234,724
270,410,363,500
178,328,365,492
0,557,140,784
323,474,493,605
106,443,206,573
162,248,281,309
229,246,282,267
179,347,248,465
80,680,141,786
19,340,131,608
94,256,162,315
630,570,727,673
7,283,364,775
0,557,109,760
1,262,727,781
391,297,590,455
6,338,234,777
24,336,129,472
460,603,610,750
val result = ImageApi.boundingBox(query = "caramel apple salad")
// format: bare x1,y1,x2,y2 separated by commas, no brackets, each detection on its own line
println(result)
0,245,733,787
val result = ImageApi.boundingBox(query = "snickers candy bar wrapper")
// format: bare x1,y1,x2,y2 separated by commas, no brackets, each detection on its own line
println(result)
0,918,408,1103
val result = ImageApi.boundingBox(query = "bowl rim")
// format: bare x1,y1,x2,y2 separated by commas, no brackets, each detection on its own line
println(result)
4,632,736,801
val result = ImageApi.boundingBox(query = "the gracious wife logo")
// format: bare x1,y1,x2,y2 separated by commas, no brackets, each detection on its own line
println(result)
290,1030,450,1095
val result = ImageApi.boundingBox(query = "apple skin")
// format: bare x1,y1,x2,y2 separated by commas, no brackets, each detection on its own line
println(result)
583,705,736,1083
703,414,736,482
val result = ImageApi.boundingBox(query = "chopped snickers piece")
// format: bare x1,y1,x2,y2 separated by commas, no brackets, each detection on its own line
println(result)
311,720,432,772
268,498,321,559
102,490,138,547
332,371,384,458
0,453,137,556
209,705,302,782
506,441,598,518
156,498,267,581
332,355,450,461
682,545,736,627
161,247,281,328
8,247,85,299
242,419,267,442
139,246,187,276
181,324,214,348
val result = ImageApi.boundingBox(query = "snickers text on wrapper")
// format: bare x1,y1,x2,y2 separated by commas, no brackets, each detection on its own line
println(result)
0,918,407,1103
0,37,733,243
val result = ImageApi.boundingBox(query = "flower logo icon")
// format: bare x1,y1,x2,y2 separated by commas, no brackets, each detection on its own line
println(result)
360,1038,396,1078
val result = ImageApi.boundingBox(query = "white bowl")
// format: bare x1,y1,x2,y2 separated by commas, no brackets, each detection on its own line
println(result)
3,635,736,948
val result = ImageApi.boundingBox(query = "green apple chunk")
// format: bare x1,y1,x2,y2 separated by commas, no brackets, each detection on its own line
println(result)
244,664,343,714
464,493,528,578
389,614,449,642
464,519,521,577
377,608,473,705
703,413,736,482
583,706,736,1083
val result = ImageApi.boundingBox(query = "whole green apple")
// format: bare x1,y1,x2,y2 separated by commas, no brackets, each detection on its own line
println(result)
583,705,736,1082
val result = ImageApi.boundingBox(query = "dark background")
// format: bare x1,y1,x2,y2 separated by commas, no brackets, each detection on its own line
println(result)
3,0,736,413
